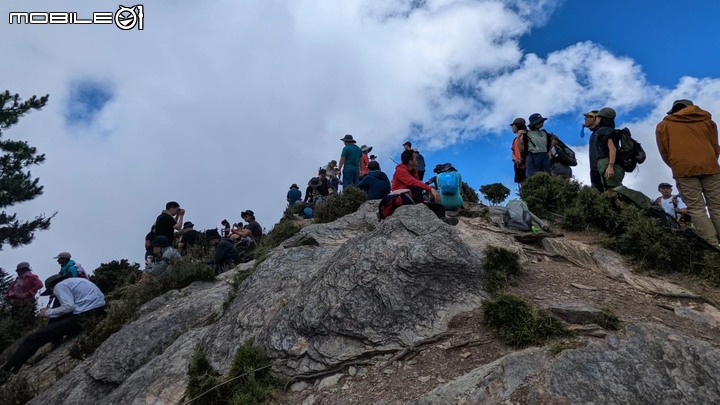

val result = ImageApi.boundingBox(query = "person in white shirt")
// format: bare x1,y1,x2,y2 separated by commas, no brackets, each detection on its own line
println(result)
2,274,105,373
655,182,689,220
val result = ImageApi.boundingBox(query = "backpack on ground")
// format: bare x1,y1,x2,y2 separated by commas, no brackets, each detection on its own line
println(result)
437,171,460,195
614,128,646,172
302,207,314,219
378,192,415,220
503,199,533,231
610,185,653,210
553,138,578,167
75,263,90,279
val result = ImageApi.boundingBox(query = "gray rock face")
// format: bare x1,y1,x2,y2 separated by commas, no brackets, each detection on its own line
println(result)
544,302,605,325
412,323,720,405
207,203,488,375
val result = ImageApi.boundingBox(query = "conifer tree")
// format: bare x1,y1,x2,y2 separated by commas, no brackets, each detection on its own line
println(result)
0,90,55,250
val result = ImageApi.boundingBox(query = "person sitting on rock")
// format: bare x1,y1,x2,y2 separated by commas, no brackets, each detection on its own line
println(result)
6,262,43,322
287,184,302,206
221,219,231,238
429,163,463,212
655,182,690,224
178,221,201,253
205,229,238,275
144,236,182,277
230,210,263,245
391,150,458,225
144,224,157,261
307,169,332,204
357,161,391,200
2,274,105,374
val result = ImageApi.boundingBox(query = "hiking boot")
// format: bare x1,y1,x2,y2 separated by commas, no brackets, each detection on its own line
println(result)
441,217,459,226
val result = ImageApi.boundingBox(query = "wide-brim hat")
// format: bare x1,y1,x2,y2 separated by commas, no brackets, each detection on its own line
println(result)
205,229,221,240
360,145,373,153
369,154,377,159
40,274,65,296
241,210,255,218
290,184,299,189
528,113,547,127
182,221,194,229
151,235,170,248
340,134,356,143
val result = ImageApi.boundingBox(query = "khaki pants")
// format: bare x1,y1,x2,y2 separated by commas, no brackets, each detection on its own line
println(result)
676,173,720,245
597,158,625,188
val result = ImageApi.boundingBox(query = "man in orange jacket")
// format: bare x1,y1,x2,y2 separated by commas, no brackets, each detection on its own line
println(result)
656,99,720,246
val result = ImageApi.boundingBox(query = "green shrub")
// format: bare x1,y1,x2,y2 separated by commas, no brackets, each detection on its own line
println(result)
461,182,479,203
70,258,216,359
186,341,283,405
519,173,581,217
482,246,522,293
0,374,35,405
701,251,720,286
562,187,619,232
479,183,510,206
90,259,142,295
0,301,41,355
313,187,367,224
482,294,569,348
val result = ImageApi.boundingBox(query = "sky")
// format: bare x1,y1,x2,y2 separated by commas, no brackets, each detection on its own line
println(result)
1,0,719,288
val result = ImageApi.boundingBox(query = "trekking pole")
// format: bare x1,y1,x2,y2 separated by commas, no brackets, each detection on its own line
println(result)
528,210,550,232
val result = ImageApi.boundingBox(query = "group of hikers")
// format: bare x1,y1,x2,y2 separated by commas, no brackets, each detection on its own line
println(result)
287,135,463,225
2,253,105,374
510,100,720,247
2,99,717,378
143,201,265,277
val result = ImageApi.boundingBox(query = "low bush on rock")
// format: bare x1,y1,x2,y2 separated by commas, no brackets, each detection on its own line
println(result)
519,173,581,217
0,374,34,405
313,187,367,224
482,294,569,348
70,259,216,359
187,341,283,405
90,259,142,295
482,246,522,293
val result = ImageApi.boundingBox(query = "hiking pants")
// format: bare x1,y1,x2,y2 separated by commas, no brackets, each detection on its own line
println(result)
597,158,625,188
343,167,360,187
590,170,605,193
525,153,551,177
4,307,105,372
676,174,720,245
408,186,446,218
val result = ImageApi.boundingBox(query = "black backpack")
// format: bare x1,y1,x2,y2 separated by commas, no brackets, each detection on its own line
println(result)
378,192,415,220
614,128,646,172
553,138,577,167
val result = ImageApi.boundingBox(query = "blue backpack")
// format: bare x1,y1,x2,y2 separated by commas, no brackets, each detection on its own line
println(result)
302,207,314,219
437,172,459,195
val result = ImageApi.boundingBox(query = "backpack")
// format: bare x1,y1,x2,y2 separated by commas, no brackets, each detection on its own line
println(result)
522,130,553,158
553,138,577,167
75,263,90,279
614,128,646,172
302,207,314,219
378,192,415,220
503,199,533,231
437,172,460,195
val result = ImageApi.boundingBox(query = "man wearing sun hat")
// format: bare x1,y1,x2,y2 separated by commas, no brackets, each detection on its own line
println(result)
2,274,105,373
656,99,720,245
338,134,363,187
287,183,302,206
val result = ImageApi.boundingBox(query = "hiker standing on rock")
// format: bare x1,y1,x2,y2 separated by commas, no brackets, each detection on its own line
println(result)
656,99,720,246
155,201,185,246
521,113,552,177
338,134,362,187
583,110,604,192
592,107,624,188
510,117,527,187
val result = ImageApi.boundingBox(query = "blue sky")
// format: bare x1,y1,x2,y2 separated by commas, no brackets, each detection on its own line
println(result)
1,0,719,283
423,0,720,202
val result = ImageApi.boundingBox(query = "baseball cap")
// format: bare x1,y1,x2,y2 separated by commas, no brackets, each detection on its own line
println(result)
597,107,616,119
583,110,598,118
509,117,526,126
667,99,694,114
16,262,31,272
53,252,72,260
658,182,673,189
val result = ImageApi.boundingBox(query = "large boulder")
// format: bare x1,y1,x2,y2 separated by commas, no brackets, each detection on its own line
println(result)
412,322,720,404
206,203,489,375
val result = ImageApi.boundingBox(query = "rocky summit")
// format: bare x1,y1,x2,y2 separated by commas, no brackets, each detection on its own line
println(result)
7,202,720,404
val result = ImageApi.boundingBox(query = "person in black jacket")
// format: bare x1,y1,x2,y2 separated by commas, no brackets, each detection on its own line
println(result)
205,229,238,275
357,161,391,200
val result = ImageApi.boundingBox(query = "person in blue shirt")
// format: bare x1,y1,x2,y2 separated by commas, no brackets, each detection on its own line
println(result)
287,184,302,206
338,134,363,187
357,161,391,200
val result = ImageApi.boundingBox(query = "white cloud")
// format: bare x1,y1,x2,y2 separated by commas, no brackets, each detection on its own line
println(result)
0,0,718,287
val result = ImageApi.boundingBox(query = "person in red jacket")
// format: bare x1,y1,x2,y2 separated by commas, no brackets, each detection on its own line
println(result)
6,262,43,322
391,150,458,225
